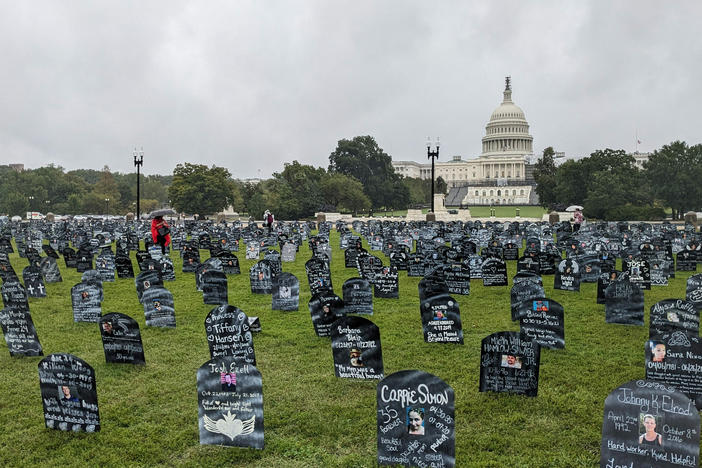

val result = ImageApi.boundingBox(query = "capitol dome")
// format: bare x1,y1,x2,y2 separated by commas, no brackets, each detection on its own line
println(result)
481,77,533,157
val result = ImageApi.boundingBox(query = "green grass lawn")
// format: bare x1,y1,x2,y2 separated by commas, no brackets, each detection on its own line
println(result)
0,232,694,467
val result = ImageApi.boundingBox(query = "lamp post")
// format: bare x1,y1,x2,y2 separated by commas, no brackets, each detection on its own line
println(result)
427,137,440,213
105,198,110,216
133,147,144,220
28,196,34,216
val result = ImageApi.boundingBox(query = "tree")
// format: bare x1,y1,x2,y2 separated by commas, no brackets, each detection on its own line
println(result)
320,173,370,215
168,163,237,215
328,136,409,210
267,161,326,220
533,147,558,208
644,141,702,219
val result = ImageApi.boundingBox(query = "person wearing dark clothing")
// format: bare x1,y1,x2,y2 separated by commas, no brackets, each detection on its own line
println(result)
151,216,171,254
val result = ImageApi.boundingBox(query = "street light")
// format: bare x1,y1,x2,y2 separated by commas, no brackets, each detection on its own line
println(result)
105,198,110,216
133,147,144,220
427,137,440,213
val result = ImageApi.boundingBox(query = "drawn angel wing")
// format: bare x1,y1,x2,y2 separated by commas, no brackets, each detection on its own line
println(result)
202,414,221,435
240,415,256,435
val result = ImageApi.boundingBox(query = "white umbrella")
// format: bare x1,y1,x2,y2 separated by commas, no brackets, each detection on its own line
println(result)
148,208,177,218
565,205,583,212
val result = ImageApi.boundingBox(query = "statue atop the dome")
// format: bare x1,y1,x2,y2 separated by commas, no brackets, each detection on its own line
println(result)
505,76,511,91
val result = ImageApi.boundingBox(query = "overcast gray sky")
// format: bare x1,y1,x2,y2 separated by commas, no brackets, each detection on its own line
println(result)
1,1,700,177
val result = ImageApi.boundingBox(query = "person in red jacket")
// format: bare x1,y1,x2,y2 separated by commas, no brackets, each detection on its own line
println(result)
151,216,171,254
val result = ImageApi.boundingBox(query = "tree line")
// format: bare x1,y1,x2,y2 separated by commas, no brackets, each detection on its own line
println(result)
533,141,702,220
0,136,441,219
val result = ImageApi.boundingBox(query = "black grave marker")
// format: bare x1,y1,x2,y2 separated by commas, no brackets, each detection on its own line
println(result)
205,305,255,364
271,272,300,311
99,313,145,365
331,316,383,380
420,294,463,344
479,331,540,397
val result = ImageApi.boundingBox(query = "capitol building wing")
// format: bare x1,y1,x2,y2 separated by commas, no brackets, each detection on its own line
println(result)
392,77,537,206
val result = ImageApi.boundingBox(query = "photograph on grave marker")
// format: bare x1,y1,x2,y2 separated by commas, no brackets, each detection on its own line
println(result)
205,305,256,365
420,294,463,344
39,256,62,284
331,316,383,380
0,306,43,356
309,292,345,337
600,379,700,468
376,370,455,467
197,358,264,449
99,313,145,365
518,298,565,349
271,272,300,311
38,353,100,432
141,286,176,328
480,332,540,397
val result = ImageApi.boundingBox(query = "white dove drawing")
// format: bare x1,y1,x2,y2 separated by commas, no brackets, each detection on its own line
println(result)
203,411,255,441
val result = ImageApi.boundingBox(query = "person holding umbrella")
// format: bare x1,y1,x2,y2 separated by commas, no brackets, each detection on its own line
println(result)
149,209,174,254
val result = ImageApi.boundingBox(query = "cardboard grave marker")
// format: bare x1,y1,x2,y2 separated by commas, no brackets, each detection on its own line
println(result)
309,292,345,337
96,253,116,282
600,379,700,468
357,253,384,285
305,257,333,296
249,261,273,294
444,263,470,296
649,299,699,338
135,270,164,303
646,334,702,410
510,280,546,321
202,270,228,305
70,282,102,323
686,274,702,311
158,255,175,281
331,316,383,380
271,272,300,311
99,313,145,365
554,258,581,291
418,272,449,302
518,298,565,349
205,305,255,364
406,252,426,278
141,286,176,328
420,294,464,344
345,247,363,269
197,359,264,449
115,255,135,278
481,257,508,287
0,306,43,356
38,353,100,432
342,278,374,315
39,257,62,283
182,249,201,272
219,252,241,275
75,248,94,273
467,255,483,279
516,254,541,275
374,266,399,299
625,258,651,290
605,275,645,326
245,243,260,260
677,250,697,272
376,370,455,467
479,331,540,397
580,257,602,283
503,241,520,261
22,266,46,298
263,249,282,276
651,261,670,287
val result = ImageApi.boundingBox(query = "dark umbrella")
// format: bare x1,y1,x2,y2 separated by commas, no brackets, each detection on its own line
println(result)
148,208,177,218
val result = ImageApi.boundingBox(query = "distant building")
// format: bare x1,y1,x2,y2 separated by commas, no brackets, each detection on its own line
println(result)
630,151,651,169
2,163,24,172
392,77,537,206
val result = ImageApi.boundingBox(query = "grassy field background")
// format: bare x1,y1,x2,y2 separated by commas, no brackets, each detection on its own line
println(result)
0,229,694,467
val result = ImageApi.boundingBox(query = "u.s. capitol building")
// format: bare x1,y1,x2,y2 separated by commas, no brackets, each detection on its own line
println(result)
392,77,538,206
